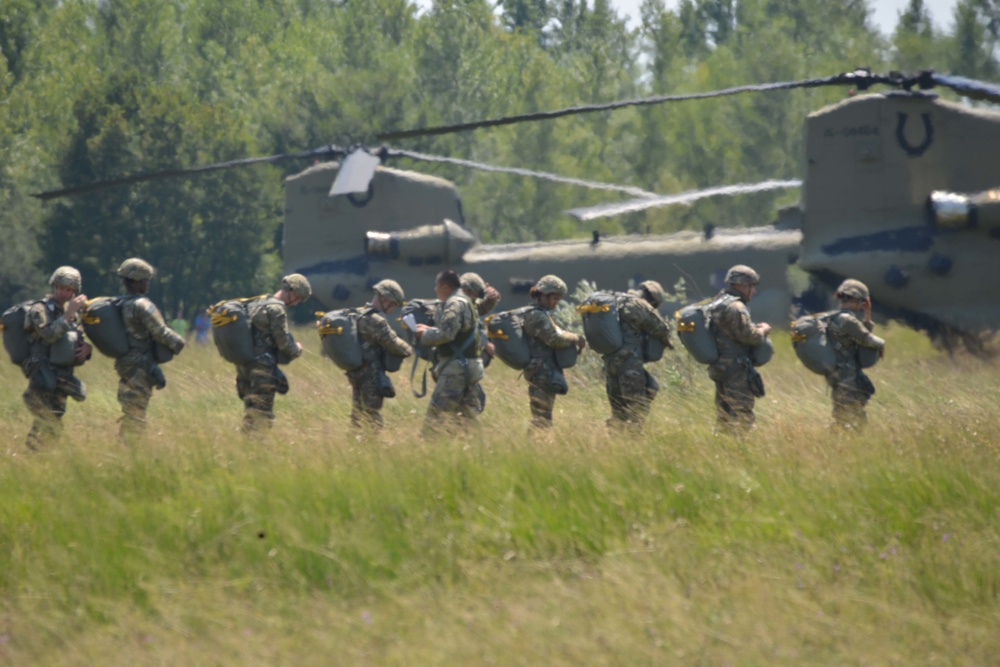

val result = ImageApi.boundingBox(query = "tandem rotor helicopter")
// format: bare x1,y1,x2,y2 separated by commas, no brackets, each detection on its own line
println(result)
35,68,1000,348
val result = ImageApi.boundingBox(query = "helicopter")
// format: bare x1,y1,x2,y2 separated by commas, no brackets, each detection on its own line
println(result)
34,68,1000,347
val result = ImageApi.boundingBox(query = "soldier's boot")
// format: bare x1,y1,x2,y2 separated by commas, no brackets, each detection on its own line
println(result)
58,376,87,402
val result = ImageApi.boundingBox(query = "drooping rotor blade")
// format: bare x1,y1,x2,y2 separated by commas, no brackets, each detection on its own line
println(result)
385,148,659,198
928,73,1000,105
377,70,892,141
564,179,802,221
31,145,347,201
330,149,382,196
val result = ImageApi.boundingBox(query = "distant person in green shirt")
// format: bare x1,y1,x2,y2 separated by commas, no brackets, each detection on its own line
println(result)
170,310,190,341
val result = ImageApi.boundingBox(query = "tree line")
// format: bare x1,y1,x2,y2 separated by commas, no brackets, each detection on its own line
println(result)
1,0,997,315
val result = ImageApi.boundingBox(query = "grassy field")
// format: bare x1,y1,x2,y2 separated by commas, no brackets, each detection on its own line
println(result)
1,324,998,665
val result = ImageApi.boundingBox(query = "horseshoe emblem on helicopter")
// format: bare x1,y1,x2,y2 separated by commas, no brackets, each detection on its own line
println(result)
896,112,934,157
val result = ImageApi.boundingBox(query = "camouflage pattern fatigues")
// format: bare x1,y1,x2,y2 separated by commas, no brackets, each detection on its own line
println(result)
708,289,767,434
236,296,301,434
523,303,579,428
420,292,483,435
21,298,87,449
603,290,673,428
346,307,413,429
116,295,185,441
826,309,885,429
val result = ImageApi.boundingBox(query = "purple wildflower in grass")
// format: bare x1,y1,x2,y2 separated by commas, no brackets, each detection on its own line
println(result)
942,533,950,543
361,611,372,625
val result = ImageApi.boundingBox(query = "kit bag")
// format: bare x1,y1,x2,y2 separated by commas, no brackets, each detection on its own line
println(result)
399,298,439,361
208,298,258,364
642,336,666,363
81,297,130,359
577,291,625,355
317,309,365,371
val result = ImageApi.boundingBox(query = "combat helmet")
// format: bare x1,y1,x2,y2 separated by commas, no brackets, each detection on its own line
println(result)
638,280,666,308
373,279,405,306
50,266,82,292
535,275,568,297
836,279,870,301
460,272,486,298
724,264,760,287
117,258,155,281
282,273,312,300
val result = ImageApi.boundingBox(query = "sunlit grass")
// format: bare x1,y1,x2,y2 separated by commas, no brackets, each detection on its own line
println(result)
1,324,998,664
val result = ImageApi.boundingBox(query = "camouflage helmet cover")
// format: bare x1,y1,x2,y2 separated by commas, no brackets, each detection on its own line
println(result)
535,274,568,297
282,273,312,300
638,280,666,308
117,258,155,281
459,272,486,297
373,279,405,305
725,264,760,286
50,266,82,292
836,278,870,301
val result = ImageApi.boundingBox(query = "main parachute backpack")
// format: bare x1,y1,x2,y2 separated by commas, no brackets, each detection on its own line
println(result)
208,297,261,364
791,311,879,374
483,306,535,370
675,295,736,364
399,298,439,361
577,291,625,355
2,300,41,365
80,297,130,359
316,309,365,371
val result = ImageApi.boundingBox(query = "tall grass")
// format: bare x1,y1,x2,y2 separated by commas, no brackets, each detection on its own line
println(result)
0,325,998,664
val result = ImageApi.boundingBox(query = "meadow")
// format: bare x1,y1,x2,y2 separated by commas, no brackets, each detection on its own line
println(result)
0,324,998,665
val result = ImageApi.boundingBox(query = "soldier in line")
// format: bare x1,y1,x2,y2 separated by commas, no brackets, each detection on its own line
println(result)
21,267,92,449
523,275,587,429
460,272,501,411
603,280,674,429
708,265,771,435
346,280,413,429
114,258,186,443
414,270,483,435
825,279,886,429
237,274,312,434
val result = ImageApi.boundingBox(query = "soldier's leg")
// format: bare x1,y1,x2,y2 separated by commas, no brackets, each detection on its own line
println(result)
528,382,556,428
243,363,277,435
458,381,483,421
23,387,65,450
605,370,627,425
831,382,869,430
351,366,386,429
422,370,466,437
117,367,154,443
617,358,651,427
713,366,755,435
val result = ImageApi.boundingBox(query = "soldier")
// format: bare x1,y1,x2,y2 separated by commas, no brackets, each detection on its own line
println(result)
237,274,312,434
114,258,186,442
708,265,771,435
826,279,886,429
603,280,674,429
460,272,501,410
346,279,413,429
523,275,587,429
21,267,92,449
414,270,483,435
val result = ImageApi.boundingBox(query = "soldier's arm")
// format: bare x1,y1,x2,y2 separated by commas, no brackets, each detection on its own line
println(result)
420,300,463,347
26,302,70,345
366,314,413,357
524,309,579,349
835,313,885,350
721,302,767,347
268,304,302,360
629,301,674,347
476,288,501,317
137,299,186,354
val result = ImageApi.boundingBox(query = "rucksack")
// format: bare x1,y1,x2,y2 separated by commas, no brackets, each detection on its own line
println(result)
2,300,42,365
317,309,365,371
675,294,737,364
791,311,879,375
399,298,439,361
577,291,626,355
208,297,261,364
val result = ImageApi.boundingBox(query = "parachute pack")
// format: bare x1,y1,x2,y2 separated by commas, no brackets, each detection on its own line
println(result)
399,298,439,361
675,295,729,364
2,300,38,365
790,311,879,375
81,297,130,359
484,306,535,370
577,291,625,355
317,309,364,371
208,297,261,365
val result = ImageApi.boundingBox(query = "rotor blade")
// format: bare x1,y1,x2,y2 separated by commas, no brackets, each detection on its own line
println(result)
565,180,802,221
31,145,347,201
330,149,382,196
377,71,889,141
386,148,659,198
928,73,1000,104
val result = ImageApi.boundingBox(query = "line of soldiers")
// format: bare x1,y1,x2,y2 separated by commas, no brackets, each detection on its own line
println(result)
16,261,884,450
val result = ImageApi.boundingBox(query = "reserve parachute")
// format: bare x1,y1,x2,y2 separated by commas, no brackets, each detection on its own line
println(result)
791,312,879,375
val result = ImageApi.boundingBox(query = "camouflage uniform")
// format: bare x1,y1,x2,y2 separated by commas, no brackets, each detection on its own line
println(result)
461,272,500,412
707,287,767,434
420,291,483,435
346,307,413,429
523,299,580,429
116,295,185,441
22,297,87,449
603,284,674,428
826,280,885,429
237,296,301,433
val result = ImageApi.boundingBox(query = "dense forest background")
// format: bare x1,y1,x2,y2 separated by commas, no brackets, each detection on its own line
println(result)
1,0,997,314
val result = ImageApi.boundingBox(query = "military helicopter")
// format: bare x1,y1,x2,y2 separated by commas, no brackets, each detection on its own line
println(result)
34,69,1000,346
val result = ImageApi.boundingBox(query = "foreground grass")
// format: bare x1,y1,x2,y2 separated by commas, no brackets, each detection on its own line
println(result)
0,325,998,665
